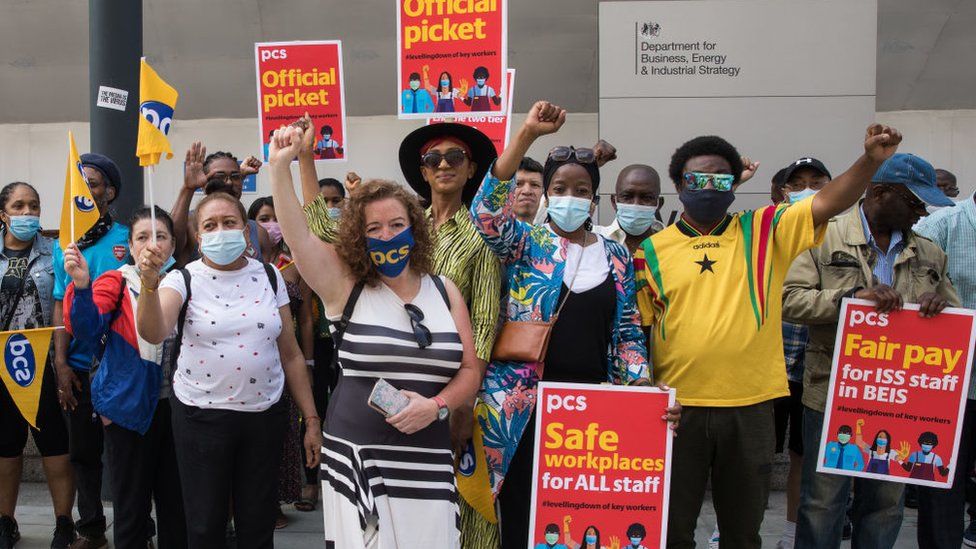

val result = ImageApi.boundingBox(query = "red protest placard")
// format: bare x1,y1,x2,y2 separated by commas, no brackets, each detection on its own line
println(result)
397,0,507,119
819,298,976,488
429,68,514,155
530,383,673,549
255,41,347,163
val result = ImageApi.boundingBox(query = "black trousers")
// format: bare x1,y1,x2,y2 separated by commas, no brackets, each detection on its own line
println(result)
498,410,536,549
64,370,106,537
171,397,286,549
104,398,187,549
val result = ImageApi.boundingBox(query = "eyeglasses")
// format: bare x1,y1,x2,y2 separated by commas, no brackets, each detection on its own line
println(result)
421,149,468,169
210,171,243,183
403,303,432,349
683,172,735,192
547,146,596,164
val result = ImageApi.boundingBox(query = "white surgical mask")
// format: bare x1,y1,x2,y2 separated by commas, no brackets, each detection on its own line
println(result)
615,203,658,236
547,196,592,232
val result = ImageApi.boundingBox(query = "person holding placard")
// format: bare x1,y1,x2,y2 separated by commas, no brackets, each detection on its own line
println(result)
635,124,903,549
783,152,959,548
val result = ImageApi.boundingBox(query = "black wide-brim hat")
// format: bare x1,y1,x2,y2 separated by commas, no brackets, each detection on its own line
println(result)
398,123,497,206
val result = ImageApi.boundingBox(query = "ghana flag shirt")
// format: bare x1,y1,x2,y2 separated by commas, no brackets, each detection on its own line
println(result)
634,196,825,407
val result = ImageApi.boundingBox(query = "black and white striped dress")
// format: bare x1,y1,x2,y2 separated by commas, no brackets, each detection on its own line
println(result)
321,275,462,549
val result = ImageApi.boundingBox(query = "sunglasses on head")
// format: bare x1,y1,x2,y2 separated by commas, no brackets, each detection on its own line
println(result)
547,146,596,164
421,149,468,169
683,172,735,192
403,303,432,349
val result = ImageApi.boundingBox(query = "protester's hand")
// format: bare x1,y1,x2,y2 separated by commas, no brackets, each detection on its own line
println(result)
458,78,469,98
240,155,262,176
609,536,621,549
563,515,572,529
740,156,761,183
297,113,316,155
657,382,681,434
524,101,567,138
184,142,208,191
138,243,167,289
345,171,362,193
896,440,911,461
864,124,903,162
55,364,81,411
63,243,91,290
387,390,438,434
269,125,304,167
450,403,474,457
303,417,323,468
593,139,618,167
917,292,948,318
854,284,903,313
422,65,430,80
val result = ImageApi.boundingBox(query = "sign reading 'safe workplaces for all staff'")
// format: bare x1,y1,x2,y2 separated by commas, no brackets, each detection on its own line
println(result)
530,383,674,549
820,298,976,488
255,41,347,163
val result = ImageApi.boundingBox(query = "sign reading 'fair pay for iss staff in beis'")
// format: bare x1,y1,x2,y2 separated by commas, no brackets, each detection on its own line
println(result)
820,299,976,488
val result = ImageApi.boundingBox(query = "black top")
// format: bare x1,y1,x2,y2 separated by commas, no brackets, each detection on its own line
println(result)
544,272,616,383
1,246,43,331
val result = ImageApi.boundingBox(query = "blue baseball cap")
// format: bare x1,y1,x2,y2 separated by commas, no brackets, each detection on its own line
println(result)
871,153,953,208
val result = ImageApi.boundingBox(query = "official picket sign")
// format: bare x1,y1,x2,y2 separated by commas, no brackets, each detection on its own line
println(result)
397,0,507,119
529,383,673,549
819,298,976,488
429,68,514,155
255,40,347,163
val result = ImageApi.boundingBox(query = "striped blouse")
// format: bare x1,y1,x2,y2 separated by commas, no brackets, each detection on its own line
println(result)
304,195,502,361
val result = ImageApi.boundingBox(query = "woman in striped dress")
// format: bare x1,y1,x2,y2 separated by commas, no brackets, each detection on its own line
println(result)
267,125,485,548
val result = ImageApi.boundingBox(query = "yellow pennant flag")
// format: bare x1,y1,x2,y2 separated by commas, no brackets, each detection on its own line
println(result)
456,410,498,523
59,132,100,250
136,58,179,167
0,328,55,429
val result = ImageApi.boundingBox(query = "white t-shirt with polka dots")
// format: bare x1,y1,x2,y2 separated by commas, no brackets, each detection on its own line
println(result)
160,258,290,412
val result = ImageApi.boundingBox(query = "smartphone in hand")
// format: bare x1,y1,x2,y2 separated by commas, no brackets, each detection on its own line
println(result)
368,378,410,417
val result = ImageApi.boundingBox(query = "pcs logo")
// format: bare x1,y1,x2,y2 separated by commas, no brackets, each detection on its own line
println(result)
141,101,175,135
457,439,477,477
4,334,36,388
74,195,96,213
369,245,410,266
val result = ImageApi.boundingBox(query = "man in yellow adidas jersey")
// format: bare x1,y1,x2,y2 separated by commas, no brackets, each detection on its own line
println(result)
633,124,903,549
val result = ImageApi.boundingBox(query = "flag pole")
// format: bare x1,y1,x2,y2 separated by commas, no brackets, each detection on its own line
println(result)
146,164,157,245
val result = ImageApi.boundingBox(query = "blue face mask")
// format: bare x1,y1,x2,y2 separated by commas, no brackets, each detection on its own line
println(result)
440,79,450,88
876,437,888,447
788,188,818,204
327,207,342,220
6,215,41,242
200,229,247,266
367,227,414,278
476,78,487,86
630,537,643,546
585,535,598,545
616,203,658,236
548,196,593,232
162,255,176,273
921,443,934,452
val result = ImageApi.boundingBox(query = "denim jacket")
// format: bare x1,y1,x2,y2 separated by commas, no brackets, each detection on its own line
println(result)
0,231,55,326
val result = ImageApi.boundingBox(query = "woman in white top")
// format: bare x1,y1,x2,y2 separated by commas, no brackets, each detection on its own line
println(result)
136,192,320,549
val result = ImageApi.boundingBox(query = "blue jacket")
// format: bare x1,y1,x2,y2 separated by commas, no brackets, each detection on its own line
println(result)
65,268,166,434
0,231,56,326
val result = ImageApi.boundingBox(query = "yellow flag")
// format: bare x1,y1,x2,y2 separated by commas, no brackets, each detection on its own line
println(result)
456,410,498,523
59,132,100,250
0,328,55,429
136,58,179,167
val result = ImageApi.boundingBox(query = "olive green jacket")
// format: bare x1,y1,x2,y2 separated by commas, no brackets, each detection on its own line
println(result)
783,207,960,412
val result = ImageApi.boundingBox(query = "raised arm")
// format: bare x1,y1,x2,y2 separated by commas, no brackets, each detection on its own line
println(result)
134,243,183,345
810,124,902,227
62,244,121,344
172,142,208,266
268,125,352,313
294,114,322,206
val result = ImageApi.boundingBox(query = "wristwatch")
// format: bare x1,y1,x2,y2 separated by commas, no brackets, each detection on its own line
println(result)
432,396,450,421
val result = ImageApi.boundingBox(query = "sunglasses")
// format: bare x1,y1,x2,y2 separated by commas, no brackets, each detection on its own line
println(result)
403,303,432,349
210,171,244,183
547,146,596,164
683,172,735,192
421,149,468,169
887,185,926,211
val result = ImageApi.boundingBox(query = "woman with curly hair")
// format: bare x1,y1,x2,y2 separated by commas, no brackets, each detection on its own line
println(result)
266,125,484,548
